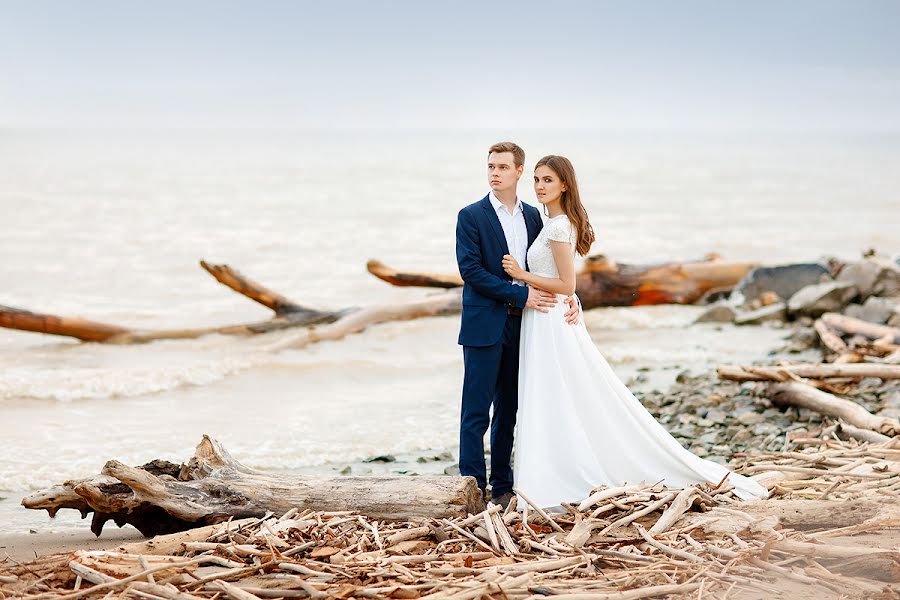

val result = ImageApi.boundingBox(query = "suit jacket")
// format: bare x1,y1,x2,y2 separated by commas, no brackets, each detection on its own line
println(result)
456,194,543,347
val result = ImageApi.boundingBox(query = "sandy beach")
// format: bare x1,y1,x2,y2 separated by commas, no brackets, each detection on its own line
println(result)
0,527,144,562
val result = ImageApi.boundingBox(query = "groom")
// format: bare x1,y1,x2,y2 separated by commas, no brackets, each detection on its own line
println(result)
455,141,579,508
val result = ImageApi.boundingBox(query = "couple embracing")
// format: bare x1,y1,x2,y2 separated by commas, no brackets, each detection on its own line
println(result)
455,142,766,511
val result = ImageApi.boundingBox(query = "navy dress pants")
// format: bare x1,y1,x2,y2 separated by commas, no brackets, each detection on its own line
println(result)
460,314,521,498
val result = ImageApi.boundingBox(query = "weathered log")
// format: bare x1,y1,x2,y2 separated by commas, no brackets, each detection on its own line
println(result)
264,293,461,351
822,422,893,444
199,260,329,319
366,260,463,288
822,312,900,344
767,381,900,436
0,260,390,344
21,435,482,537
0,305,130,342
367,255,758,309
717,363,900,382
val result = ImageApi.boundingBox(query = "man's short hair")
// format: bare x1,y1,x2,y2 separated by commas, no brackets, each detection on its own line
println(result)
488,142,525,168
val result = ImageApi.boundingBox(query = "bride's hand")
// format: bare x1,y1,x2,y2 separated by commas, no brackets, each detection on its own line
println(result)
502,255,524,279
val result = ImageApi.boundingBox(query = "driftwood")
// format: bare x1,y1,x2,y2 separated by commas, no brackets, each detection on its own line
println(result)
21,436,482,537
2,253,756,347
767,381,900,436
814,312,900,362
0,261,345,343
717,362,900,382
369,254,758,308
0,260,463,346
8,440,900,599
822,312,900,344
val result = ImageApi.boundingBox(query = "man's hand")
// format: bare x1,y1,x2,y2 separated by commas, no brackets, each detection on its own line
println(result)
525,287,557,313
563,295,579,325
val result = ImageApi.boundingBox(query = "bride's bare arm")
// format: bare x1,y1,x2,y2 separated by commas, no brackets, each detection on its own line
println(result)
501,240,576,296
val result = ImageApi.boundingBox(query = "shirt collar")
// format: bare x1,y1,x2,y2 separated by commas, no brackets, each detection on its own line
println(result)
489,190,523,216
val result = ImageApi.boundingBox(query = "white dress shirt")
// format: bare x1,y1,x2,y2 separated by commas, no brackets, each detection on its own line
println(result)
489,191,528,287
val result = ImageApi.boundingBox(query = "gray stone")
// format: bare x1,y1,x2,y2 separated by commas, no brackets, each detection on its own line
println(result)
752,423,781,436
732,264,831,305
787,281,858,317
697,432,720,445
730,429,753,444
705,408,728,424
875,265,900,297
737,412,765,426
677,413,697,425
695,301,737,323
837,260,882,298
364,454,396,463
734,303,787,325
691,446,709,457
443,463,461,476
843,296,897,325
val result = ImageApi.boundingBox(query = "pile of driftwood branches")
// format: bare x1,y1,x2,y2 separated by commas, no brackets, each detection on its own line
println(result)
812,312,900,364
718,362,900,445
5,438,900,599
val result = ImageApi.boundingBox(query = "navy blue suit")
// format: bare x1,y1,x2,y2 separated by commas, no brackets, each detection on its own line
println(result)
455,195,543,498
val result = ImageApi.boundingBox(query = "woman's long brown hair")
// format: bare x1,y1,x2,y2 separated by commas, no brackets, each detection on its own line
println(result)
535,155,595,256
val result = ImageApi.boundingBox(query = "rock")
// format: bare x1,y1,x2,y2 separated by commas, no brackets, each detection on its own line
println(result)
443,463,461,476
843,296,897,324
877,407,900,419
732,264,831,305
677,413,697,425
787,281,858,317
737,412,765,426
882,391,900,407
696,432,720,446
734,303,787,325
752,423,781,436
339,465,352,475
730,429,753,444
875,264,900,297
837,260,882,298
364,454,396,463
694,301,737,323
691,446,709,457
760,291,780,306
705,408,728,424
417,451,454,463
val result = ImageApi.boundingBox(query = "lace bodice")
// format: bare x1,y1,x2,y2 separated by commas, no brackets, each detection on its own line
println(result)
527,215,576,278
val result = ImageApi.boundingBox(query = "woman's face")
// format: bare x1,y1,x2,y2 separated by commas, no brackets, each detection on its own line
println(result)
534,165,566,205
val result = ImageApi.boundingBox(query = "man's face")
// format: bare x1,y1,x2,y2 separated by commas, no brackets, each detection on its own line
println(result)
487,152,523,194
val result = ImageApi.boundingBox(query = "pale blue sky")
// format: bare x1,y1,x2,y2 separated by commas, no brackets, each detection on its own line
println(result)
1,1,898,130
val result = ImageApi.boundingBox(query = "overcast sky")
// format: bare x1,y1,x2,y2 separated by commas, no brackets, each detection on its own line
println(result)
1,0,898,131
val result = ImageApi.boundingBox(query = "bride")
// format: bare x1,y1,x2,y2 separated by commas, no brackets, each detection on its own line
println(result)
501,155,767,508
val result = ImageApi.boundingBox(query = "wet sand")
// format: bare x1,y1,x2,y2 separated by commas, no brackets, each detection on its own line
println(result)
0,527,144,562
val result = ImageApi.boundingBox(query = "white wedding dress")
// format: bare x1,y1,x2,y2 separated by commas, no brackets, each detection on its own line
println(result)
513,215,767,508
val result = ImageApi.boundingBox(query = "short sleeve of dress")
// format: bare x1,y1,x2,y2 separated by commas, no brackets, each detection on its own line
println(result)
546,218,575,245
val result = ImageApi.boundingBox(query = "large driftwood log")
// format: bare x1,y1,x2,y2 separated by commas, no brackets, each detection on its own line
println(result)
368,255,758,309
21,436,482,537
767,381,900,436
717,363,900,382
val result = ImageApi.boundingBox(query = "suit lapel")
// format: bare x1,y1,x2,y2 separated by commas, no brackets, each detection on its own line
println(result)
524,205,540,247
480,195,510,255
